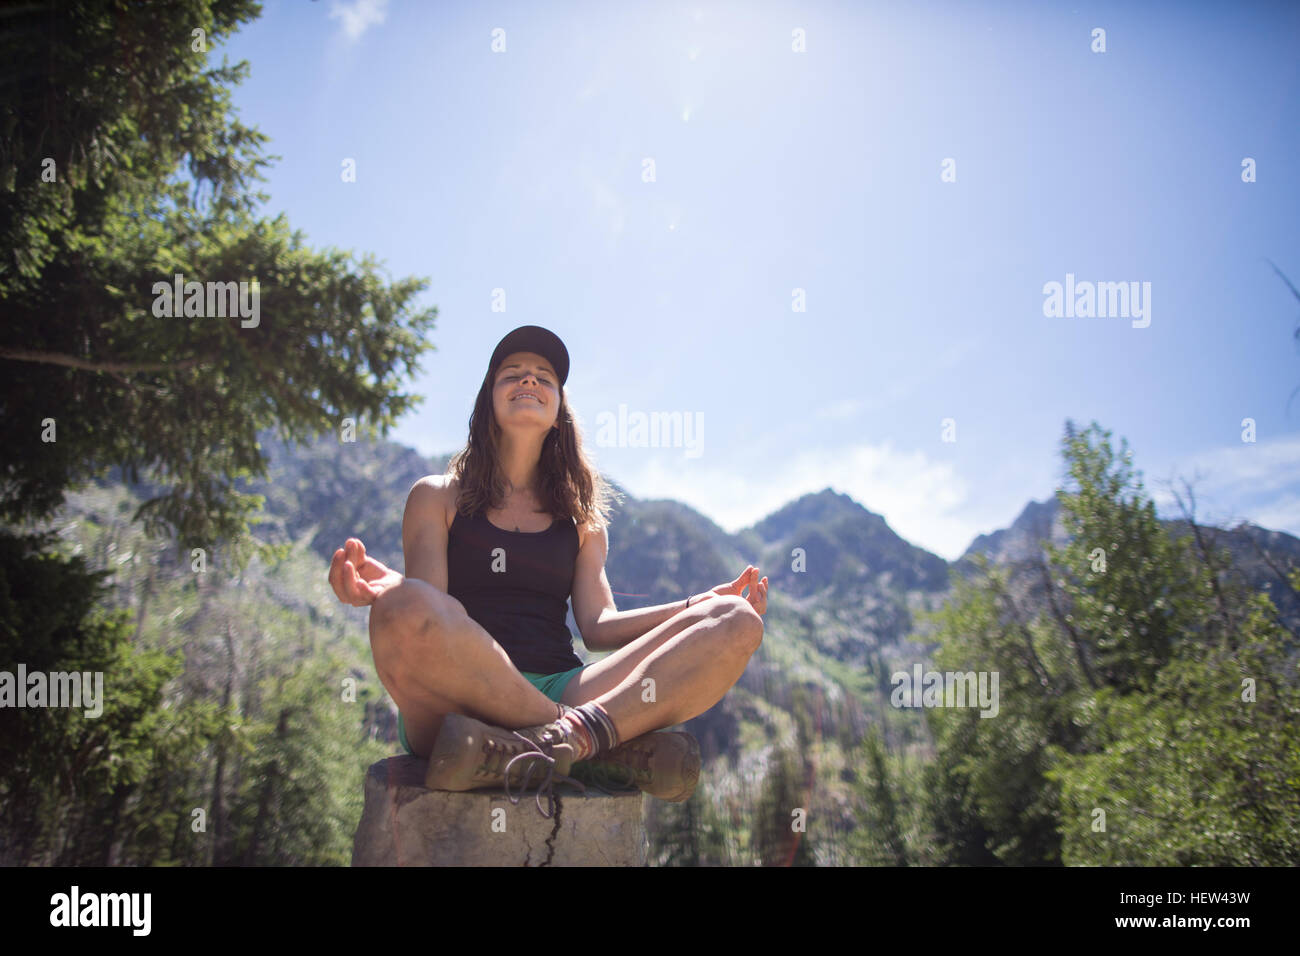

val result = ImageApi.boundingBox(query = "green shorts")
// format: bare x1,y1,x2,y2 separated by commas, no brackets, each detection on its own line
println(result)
396,665,585,756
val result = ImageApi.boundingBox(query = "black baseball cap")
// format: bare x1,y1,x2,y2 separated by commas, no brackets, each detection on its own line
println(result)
488,325,570,387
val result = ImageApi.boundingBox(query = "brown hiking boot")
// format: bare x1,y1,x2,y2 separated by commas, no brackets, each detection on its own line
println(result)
424,713,583,817
570,730,701,802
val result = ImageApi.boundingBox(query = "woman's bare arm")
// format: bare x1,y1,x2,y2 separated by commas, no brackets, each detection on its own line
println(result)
571,523,702,652
401,476,451,593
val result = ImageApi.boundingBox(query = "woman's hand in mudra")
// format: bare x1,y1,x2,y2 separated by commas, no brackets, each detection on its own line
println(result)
329,538,403,607
694,565,768,616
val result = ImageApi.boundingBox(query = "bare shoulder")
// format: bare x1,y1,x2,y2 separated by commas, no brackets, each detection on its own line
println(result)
409,474,458,533
576,519,608,555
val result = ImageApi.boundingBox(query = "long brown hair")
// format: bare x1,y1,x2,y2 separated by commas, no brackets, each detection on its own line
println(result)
445,359,623,534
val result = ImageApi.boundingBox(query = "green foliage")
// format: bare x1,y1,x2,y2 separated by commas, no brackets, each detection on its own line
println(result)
645,784,732,867
847,726,910,865
918,739,998,866
750,743,815,866
908,420,1300,866
905,549,1069,864
1,478,389,865
1046,587,1300,865
1,0,437,570
0,526,216,865
1045,423,1203,692
0,0,423,867
226,650,371,866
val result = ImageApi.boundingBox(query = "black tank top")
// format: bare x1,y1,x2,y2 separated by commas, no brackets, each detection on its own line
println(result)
444,508,583,674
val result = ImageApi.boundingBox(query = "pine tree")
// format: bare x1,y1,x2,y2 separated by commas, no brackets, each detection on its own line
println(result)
848,725,911,865
913,420,1298,865
1,1,429,866
1,0,436,568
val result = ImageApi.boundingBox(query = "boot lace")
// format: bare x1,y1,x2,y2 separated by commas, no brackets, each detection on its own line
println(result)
501,730,585,819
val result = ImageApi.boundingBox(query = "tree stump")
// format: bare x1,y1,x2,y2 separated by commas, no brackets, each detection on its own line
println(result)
351,755,647,866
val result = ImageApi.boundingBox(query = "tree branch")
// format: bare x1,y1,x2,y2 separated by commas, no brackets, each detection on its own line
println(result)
982,564,1055,694
0,347,206,374
1035,552,1100,691
1168,478,1239,651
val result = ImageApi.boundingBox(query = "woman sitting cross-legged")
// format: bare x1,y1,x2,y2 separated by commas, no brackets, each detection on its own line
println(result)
327,325,768,816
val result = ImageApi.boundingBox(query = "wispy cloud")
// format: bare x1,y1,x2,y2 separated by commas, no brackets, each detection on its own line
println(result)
595,427,1300,566
1149,432,1300,535
1252,492,1300,534
328,0,388,42
603,439,984,562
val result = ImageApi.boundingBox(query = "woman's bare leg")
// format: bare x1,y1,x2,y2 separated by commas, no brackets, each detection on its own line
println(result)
560,595,763,742
368,577,559,757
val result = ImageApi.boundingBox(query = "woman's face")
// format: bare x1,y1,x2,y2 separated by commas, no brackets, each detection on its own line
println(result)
492,351,560,433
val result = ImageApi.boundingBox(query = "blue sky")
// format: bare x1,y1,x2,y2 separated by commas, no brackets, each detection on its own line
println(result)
217,0,1300,561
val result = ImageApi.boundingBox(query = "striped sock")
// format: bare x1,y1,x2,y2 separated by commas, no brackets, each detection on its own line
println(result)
559,703,620,761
